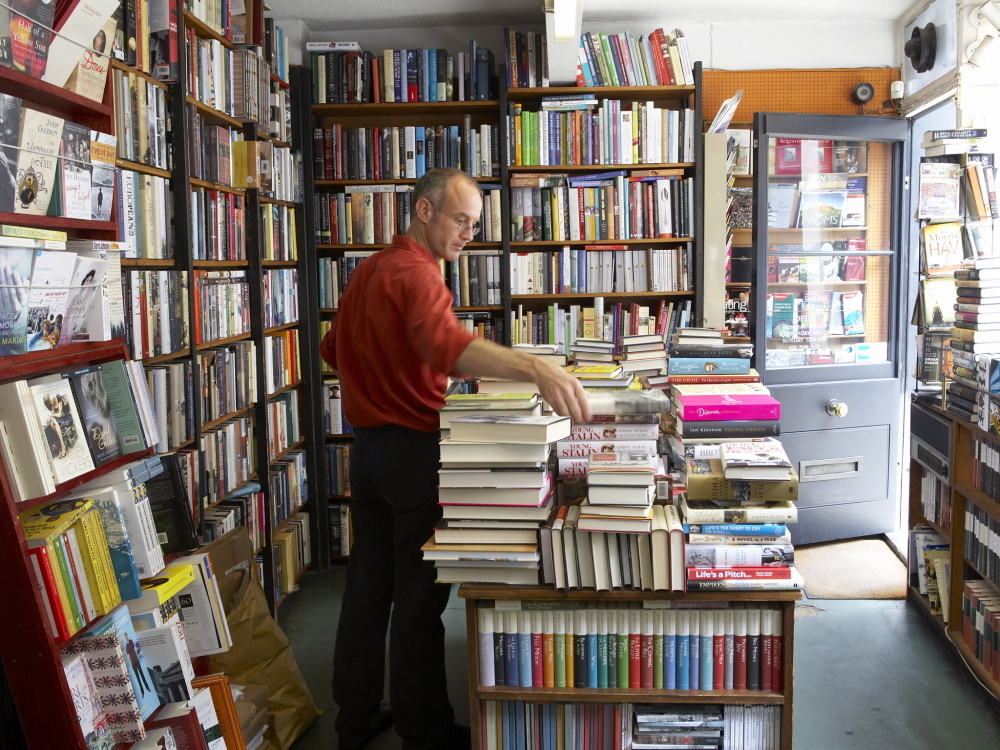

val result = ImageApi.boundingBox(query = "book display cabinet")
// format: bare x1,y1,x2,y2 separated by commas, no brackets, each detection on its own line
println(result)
459,585,800,750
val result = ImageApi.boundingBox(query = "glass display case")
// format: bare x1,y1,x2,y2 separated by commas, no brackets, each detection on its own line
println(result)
761,136,895,371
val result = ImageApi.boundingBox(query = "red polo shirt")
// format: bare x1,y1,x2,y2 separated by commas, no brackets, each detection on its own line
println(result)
319,235,477,433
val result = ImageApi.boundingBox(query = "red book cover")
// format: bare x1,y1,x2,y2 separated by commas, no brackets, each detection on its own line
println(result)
640,631,653,689
735,631,747,691
772,629,784,691
774,138,801,175
629,630,641,688
531,630,543,687
656,31,675,85
27,545,71,641
146,706,210,750
687,567,793,580
371,57,381,103
714,630,725,690
767,255,779,283
761,631,773,691
843,255,866,281
582,704,590,748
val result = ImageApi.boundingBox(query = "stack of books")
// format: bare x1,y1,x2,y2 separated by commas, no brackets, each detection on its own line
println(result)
564,363,636,391
439,391,543,431
620,333,668,379
424,414,572,585
950,266,1000,426
569,338,616,366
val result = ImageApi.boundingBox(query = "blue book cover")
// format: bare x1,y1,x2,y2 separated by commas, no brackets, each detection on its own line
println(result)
665,631,677,689
668,357,753,375
518,630,532,688
586,632,597,688
82,603,161,720
597,629,608,688
700,620,714,689
91,489,142,601
514,700,525,750
449,125,460,167
428,48,438,102
689,629,700,690
504,626,519,687
684,523,788,536
501,701,509,748
415,127,426,177
676,632,689,690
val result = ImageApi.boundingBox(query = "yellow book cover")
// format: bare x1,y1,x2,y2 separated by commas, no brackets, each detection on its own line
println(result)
128,564,195,612
683,458,798,502
1,225,68,240
19,498,95,548
74,508,121,615
565,364,623,377
582,307,595,338
445,393,538,402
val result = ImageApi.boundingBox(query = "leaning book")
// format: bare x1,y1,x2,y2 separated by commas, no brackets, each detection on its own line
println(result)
28,376,96,483
65,365,123,467
14,108,64,215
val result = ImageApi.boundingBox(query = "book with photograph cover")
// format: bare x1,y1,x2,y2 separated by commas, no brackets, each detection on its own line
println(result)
25,249,76,350
841,291,865,335
90,131,116,222
796,191,846,229
65,365,122,467
57,121,93,220
0,244,33,354
921,276,958,329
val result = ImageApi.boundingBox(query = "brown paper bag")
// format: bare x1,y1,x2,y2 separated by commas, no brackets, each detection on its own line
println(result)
209,572,321,750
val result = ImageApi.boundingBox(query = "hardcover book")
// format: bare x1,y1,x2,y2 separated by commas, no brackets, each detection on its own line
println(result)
667,357,752,376
61,650,114,750
682,458,798,502
674,393,781,422
62,13,116,102
679,496,799,524
922,222,964,272
90,131,116,222
25,249,76,350
29,377,96,483
134,620,195,705
448,414,572,444
719,441,793,481
58,255,107,345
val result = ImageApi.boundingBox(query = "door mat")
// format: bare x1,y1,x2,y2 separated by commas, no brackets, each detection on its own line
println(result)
794,538,906,599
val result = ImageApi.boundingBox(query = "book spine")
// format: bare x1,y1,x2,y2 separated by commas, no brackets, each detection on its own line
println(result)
687,566,793,580
677,403,782,421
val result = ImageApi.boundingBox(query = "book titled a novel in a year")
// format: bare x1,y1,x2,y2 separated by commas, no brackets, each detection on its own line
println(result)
448,414,571,444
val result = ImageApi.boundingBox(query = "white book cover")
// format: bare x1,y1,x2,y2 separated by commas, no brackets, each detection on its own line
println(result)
14,109,64,216
25,249,77,351
29,377,95,483
58,256,107,345
135,620,195,705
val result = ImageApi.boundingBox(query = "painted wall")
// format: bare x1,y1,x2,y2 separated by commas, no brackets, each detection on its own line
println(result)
271,18,900,72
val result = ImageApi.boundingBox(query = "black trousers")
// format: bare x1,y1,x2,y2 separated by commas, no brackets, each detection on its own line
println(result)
332,424,455,749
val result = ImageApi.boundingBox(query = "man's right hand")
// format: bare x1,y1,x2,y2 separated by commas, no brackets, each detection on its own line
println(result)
531,358,593,425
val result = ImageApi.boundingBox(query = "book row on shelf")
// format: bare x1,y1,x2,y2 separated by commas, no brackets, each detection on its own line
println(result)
473,603,784,692
313,120,501,180
263,328,301,394
510,246,693,296
326,442,352,498
764,289,866,341
575,28,695,89
313,184,502,246
263,267,300,328
125,269,189,359
189,188,247,260
766,249,867,284
501,29,547,90
192,269,250,344
119,170,174,259
507,101,696,167
113,69,171,171
185,34,274,129
765,177,867,231
308,40,496,104
509,175,695,242
479,702,779,750
328,501,353,558
510,299,693,354
197,340,255,423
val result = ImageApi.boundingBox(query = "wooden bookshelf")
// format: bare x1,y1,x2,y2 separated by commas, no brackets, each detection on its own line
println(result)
510,163,696,171
506,85,695,101
512,291,693,302
509,238,695,247
312,100,500,117
182,9,238,49
116,159,172,179
459,585,798,750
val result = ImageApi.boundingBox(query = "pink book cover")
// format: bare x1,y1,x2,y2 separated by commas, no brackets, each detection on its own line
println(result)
674,393,782,421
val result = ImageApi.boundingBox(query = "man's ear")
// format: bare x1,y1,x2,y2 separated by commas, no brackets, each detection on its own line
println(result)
414,196,434,224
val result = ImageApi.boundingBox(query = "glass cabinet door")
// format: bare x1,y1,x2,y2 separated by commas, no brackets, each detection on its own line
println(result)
757,130,902,378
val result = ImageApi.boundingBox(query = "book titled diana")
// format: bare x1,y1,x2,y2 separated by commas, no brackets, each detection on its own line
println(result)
667,358,752,375
674,394,781,421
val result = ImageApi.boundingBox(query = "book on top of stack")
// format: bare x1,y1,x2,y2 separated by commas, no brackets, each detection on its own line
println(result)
439,391,542,429
564,363,636,390
570,338,616,365
512,343,569,366
425,413,571,585
620,333,668,379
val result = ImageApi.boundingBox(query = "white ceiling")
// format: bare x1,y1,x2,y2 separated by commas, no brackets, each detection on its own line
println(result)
266,0,920,34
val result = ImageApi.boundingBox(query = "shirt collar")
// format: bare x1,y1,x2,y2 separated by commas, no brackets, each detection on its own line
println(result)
393,234,437,265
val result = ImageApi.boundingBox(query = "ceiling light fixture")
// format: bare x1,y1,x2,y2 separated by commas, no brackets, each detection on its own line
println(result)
553,0,579,43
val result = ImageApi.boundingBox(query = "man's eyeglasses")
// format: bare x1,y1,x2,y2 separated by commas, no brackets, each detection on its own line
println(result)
429,202,481,235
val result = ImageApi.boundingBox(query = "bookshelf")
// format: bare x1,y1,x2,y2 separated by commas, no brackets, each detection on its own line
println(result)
908,399,1000,704
502,67,704,349
459,585,799,750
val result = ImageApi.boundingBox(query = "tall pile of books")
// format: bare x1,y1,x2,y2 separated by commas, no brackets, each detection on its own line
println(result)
620,332,668,382
423,413,571,585
663,354,802,592
950,262,1000,427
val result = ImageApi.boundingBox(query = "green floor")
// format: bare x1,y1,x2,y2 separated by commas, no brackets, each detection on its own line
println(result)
279,566,1000,749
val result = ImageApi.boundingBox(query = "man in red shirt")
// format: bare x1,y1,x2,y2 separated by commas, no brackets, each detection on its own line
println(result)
321,167,591,750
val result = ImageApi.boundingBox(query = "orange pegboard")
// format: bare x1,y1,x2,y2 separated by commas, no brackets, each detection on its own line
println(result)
702,68,902,124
